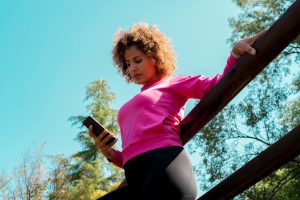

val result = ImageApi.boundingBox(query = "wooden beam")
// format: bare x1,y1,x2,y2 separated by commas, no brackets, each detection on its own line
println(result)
198,124,300,200
180,0,300,145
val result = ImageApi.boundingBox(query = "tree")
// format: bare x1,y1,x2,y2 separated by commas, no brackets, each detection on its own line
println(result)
241,71,300,200
282,72,300,129
0,144,48,200
47,155,71,199
69,80,120,162
228,0,299,61
190,0,300,199
48,155,105,199
0,175,11,200
46,80,124,199
71,79,123,177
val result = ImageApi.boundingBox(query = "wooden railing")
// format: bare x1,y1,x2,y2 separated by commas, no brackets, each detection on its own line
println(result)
198,125,300,200
178,0,300,199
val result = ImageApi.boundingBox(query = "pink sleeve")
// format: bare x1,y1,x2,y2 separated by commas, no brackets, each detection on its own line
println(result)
171,54,238,99
110,149,123,168
223,54,238,74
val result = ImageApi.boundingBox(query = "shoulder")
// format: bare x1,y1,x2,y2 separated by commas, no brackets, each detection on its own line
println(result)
169,75,193,82
169,75,205,85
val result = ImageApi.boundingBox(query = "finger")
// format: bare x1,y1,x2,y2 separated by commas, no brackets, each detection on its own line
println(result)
101,133,116,146
95,135,106,149
101,138,117,151
98,129,110,141
107,137,117,147
88,125,97,139
95,131,113,148
247,46,256,55
255,29,267,39
249,29,267,44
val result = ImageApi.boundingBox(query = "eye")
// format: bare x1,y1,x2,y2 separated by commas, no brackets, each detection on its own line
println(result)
135,59,142,64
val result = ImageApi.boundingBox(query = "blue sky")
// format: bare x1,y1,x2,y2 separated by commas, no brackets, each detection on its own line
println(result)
0,0,241,186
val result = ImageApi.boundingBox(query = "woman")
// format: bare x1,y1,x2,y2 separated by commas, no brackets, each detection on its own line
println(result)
89,23,265,200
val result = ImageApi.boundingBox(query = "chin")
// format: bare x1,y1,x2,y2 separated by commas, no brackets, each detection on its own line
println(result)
133,79,144,85
133,80,142,85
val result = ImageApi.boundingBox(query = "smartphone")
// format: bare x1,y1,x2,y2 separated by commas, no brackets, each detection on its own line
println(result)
82,116,116,145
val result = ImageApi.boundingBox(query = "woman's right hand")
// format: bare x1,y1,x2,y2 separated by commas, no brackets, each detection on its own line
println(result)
231,30,267,58
89,125,117,161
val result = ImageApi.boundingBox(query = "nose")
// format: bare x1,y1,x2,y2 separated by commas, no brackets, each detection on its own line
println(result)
128,63,138,74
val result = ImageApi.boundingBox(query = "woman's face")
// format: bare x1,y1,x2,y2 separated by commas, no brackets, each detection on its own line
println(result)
124,46,159,86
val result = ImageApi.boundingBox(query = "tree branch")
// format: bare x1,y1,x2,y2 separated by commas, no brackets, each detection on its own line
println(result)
267,165,300,200
232,134,271,146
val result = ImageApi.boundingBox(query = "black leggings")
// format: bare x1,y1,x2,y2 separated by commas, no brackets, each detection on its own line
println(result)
98,146,197,200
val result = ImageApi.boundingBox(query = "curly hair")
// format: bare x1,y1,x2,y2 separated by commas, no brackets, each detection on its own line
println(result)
112,23,176,82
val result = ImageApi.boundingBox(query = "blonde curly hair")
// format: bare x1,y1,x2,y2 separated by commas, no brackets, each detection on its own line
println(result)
112,23,176,82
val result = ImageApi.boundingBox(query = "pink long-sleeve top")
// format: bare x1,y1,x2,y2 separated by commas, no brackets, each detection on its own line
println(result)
111,55,238,168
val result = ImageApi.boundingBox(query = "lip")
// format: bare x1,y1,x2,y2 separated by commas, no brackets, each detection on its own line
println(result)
133,74,142,79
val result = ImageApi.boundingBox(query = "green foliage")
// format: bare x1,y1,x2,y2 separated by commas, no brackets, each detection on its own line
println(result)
283,98,300,129
229,0,299,61
69,79,119,162
191,0,300,199
48,154,122,200
47,155,71,199
283,72,300,130
241,164,300,200
64,159,103,200
47,79,124,199
0,79,124,199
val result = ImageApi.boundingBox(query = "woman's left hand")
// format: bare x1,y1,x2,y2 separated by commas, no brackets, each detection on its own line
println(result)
232,30,267,58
